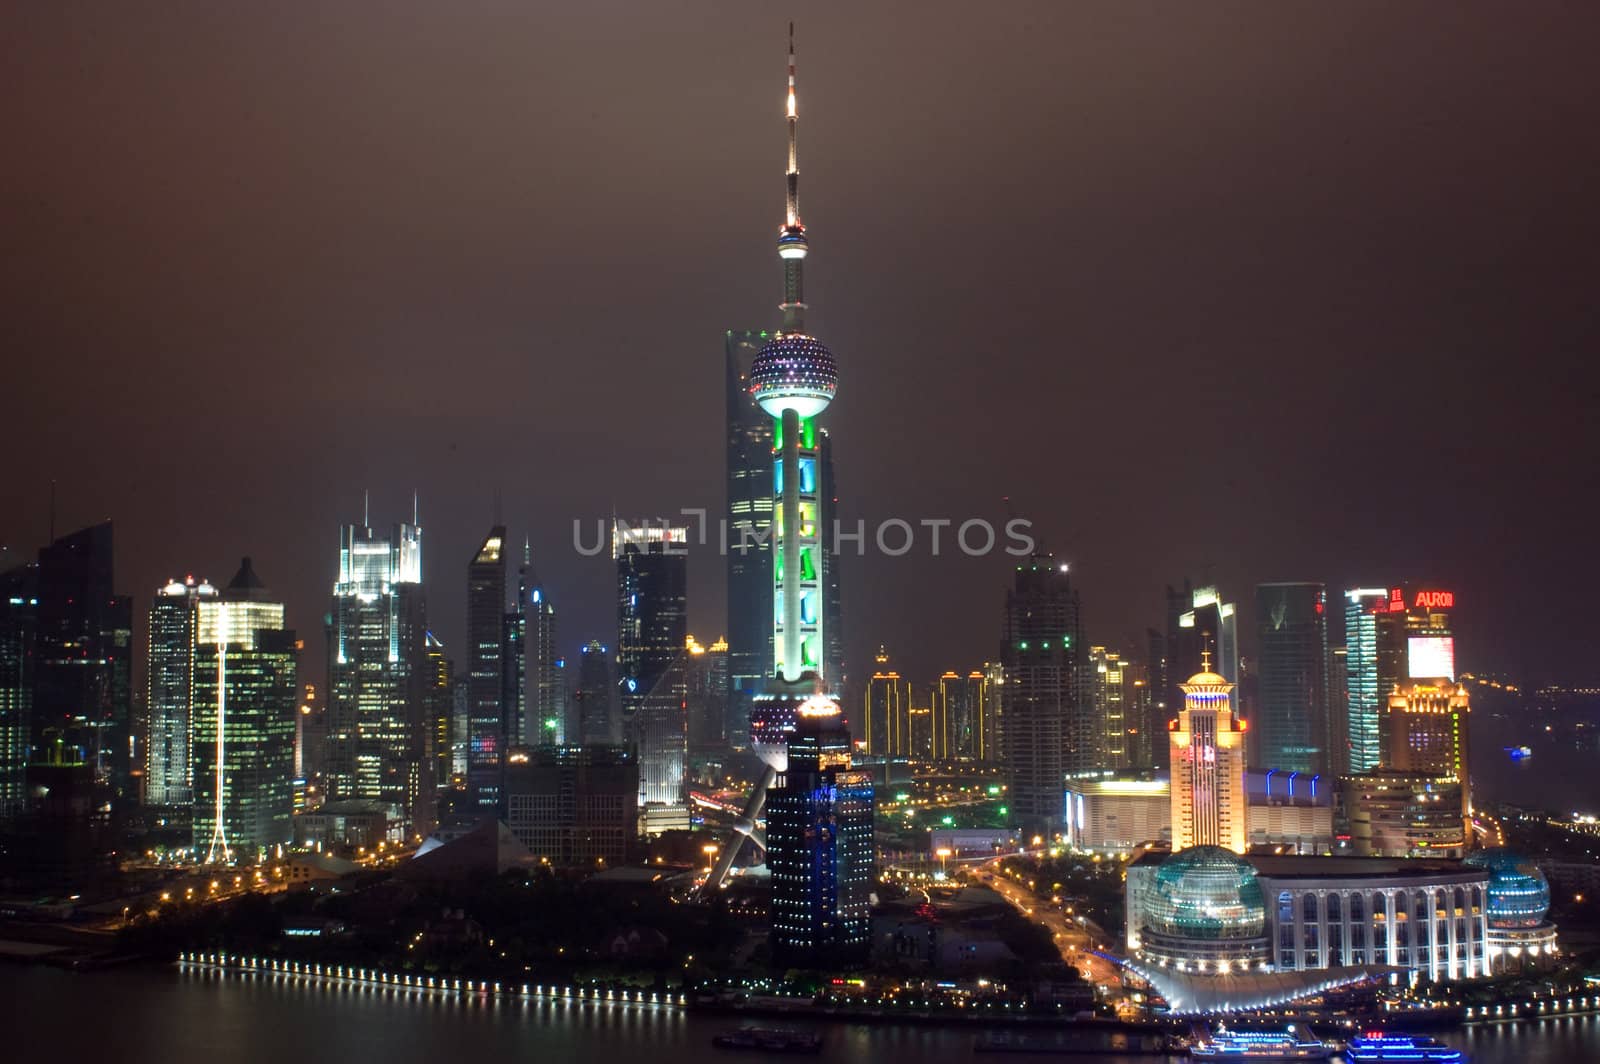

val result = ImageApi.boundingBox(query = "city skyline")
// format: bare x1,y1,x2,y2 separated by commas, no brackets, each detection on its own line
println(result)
2,6,1594,690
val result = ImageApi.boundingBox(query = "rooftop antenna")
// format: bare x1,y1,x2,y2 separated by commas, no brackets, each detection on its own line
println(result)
413,490,419,526
363,488,370,527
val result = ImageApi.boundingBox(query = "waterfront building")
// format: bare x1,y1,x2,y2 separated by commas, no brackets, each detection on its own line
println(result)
1168,660,1248,854
767,697,874,967
1465,848,1559,971
326,516,432,839
504,744,637,868
190,559,298,862
144,575,218,807
1001,555,1086,837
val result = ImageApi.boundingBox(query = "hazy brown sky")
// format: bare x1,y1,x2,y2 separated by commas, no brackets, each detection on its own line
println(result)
3,3,1597,686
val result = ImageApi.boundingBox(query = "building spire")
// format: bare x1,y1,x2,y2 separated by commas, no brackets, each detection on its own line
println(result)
777,21,809,335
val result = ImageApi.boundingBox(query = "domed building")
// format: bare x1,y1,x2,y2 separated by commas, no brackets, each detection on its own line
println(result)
1132,846,1270,973
1465,848,1559,970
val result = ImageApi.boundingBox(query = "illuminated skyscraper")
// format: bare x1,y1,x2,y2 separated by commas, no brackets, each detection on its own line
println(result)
1382,679,1472,821
1342,588,1389,774
424,632,453,797
33,522,133,796
1255,582,1331,774
327,516,432,838
191,559,298,862
145,575,218,807
466,525,507,811
1168,658,1249,854
863,646,910,756
935,668,996,762
767,697,874,966
686,635,731,752
0,561,38,819
522,546,561,746
1089,646,1131,771
1002,554,1086,836
615,522,688,829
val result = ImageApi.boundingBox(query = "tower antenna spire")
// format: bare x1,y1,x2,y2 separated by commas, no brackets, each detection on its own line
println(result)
777,20,808,334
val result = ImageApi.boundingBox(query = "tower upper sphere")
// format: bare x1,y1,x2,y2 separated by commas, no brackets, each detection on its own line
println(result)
750,333,837,418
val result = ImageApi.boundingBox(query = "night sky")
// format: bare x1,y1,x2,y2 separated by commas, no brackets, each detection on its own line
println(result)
3,4,1597,691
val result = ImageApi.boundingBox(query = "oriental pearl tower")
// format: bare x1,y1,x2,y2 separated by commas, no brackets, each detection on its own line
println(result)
707,23,843,891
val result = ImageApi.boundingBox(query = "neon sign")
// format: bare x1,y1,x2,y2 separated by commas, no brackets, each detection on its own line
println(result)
1414,590,1454,609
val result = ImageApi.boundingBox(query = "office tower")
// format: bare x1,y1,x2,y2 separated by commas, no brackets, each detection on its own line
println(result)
1089,646,1131,771
1144,626,1169,771
1002,554,1087,836
466,525,506,811
1343,770,1468,858
615,523,689,827
424,633,454,796
1382,680,1472,817
935,668,996,762
504,744,638,867
863,646,910,756
1343,588,1389,773
0,562,38,818
1402,588,1457,681
145,576,218,807
767,697,874,966
1329,644,1349,774
327,517,432,838
33,522,133,796
16,729,115,887
1124,658,1156,771
1255,582,1330,774
573,641,615,744
1168,658,1249,854
1172,585,1240,697
686,635,730,752
191,559,298,862
726,328,777,733
503,594,525,748
523,550,561,746
294,683,324,812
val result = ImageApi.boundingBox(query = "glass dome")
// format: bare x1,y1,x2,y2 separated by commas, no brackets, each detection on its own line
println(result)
1146,846,1266,940
1466,848,1551,927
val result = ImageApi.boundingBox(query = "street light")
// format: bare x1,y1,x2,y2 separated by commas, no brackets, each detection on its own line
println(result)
935,848,952,877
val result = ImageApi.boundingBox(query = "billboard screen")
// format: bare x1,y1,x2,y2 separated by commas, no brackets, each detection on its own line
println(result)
1408,635,1456,680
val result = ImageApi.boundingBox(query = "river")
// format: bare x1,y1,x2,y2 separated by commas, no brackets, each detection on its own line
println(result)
9,965,1599,1064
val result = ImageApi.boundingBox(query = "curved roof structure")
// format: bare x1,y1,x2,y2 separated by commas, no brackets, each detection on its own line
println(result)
1116,955,1394,1014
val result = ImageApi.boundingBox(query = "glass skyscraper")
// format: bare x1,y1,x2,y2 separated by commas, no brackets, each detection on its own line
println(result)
145,575,218,807
615,522,688,827
327,518,432,839
1342,588,1389,773
725,329,776,718
1255,582,1331,775
190,558,297,862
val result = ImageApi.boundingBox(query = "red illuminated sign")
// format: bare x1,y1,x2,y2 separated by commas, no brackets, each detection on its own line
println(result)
1414,590,1454,609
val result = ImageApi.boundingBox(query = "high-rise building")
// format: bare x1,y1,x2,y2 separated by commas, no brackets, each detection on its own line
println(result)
33,522,133,796
863,646,910,756
1089,646,1131,771
1168,659,1249,854
523,549,561,747
686,635,730,752
725,328,777,733
191,559,298,862
574,640,616,745
1382,679,1472,820
424,632,454,799
1401,588,1457,682
1255,582,1331,775
1002,554,1086,836
1342,588,1390,774
145,576,218,807
1329,644,1349,775
767,697,874,967
1172,584,1240,703
615,522,689,828
327,517,432,839
935,668,997,762
0,561,38,818
504,744,638,868
466,525,507,812
1144,626,1169,772
1124,658,1156,772
818,427,844,689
